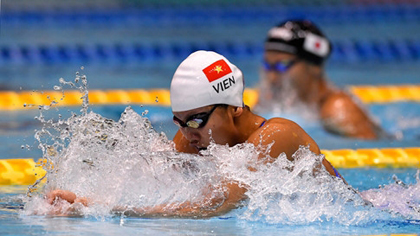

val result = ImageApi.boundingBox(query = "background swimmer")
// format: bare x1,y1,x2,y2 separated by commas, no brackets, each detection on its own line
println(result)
255,19,384,140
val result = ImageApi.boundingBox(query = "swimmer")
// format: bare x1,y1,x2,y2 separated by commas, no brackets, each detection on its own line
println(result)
46,51,346,217
255,19,384,140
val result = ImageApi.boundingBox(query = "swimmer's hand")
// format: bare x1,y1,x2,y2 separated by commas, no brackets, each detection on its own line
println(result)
46,190,76,204
46,190,90,206
45,190,90,216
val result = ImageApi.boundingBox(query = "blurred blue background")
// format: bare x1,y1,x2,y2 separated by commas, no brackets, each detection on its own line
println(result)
0,0,419,158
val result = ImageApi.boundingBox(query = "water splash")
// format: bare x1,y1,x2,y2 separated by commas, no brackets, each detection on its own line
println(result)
22,72,420,225
360,171,420,220
25,105,225,217
254,69,318,122
202,144,377,225
23,71,225,217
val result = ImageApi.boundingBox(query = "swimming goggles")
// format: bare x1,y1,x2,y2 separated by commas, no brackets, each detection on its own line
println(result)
173,104,223,129
262,59,298,73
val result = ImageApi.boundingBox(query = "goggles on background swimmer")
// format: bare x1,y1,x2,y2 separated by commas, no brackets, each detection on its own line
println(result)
262,59,299,73
173,104,224,129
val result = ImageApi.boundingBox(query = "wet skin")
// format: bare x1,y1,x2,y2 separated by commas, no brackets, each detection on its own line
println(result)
45,105,347,218
173,105,343,177
260,50,381,140
170,104,346,217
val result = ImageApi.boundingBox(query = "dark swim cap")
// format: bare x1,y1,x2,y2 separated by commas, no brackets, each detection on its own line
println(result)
265,20,332,65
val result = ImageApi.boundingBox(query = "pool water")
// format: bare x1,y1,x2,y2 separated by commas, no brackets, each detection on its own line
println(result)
1,169,420,235
1,94,417,235
2,101,419,159
1,0,420,235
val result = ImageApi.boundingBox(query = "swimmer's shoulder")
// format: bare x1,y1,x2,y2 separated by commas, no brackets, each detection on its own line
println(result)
250,117,321,157
320,89,383,139
320,89,369,121
254,117,312,139
262,117,302,128
321,90,359,111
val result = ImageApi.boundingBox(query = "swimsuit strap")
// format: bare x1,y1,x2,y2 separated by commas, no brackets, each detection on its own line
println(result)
259,120,266,128
331,166,341,178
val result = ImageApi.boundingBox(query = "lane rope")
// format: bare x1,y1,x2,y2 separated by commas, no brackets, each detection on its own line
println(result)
0,85,419,111
1,148,419,185
0,38,419,65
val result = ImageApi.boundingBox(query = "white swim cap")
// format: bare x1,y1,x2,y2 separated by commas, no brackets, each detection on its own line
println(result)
170,50,244,112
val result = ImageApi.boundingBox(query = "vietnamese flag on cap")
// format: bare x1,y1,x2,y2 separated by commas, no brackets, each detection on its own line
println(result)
202,59,232,83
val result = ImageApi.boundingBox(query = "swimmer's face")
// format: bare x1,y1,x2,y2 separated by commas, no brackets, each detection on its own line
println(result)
173,105,233,151
263,50,307,90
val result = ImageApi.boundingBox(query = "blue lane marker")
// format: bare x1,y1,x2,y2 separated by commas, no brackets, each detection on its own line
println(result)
1,40,420,66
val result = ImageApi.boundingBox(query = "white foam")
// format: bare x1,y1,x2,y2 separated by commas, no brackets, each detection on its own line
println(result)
22,72,420,225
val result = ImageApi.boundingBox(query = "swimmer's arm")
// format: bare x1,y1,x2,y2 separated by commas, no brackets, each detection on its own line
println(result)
46,183,246,218
247,119,346,182
116,182,247,218
320,93,380,140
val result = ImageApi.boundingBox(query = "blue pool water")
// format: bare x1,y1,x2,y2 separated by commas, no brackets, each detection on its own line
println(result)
1,0,420,235
1,169,420,235
1,90,420,236
2,101,419,159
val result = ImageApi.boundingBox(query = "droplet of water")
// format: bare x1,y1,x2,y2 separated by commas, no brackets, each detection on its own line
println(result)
155,97,159,103
26,69,404,225
81,75,87,85
23,103,27,107
47,146,57,157
54,86,62,91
